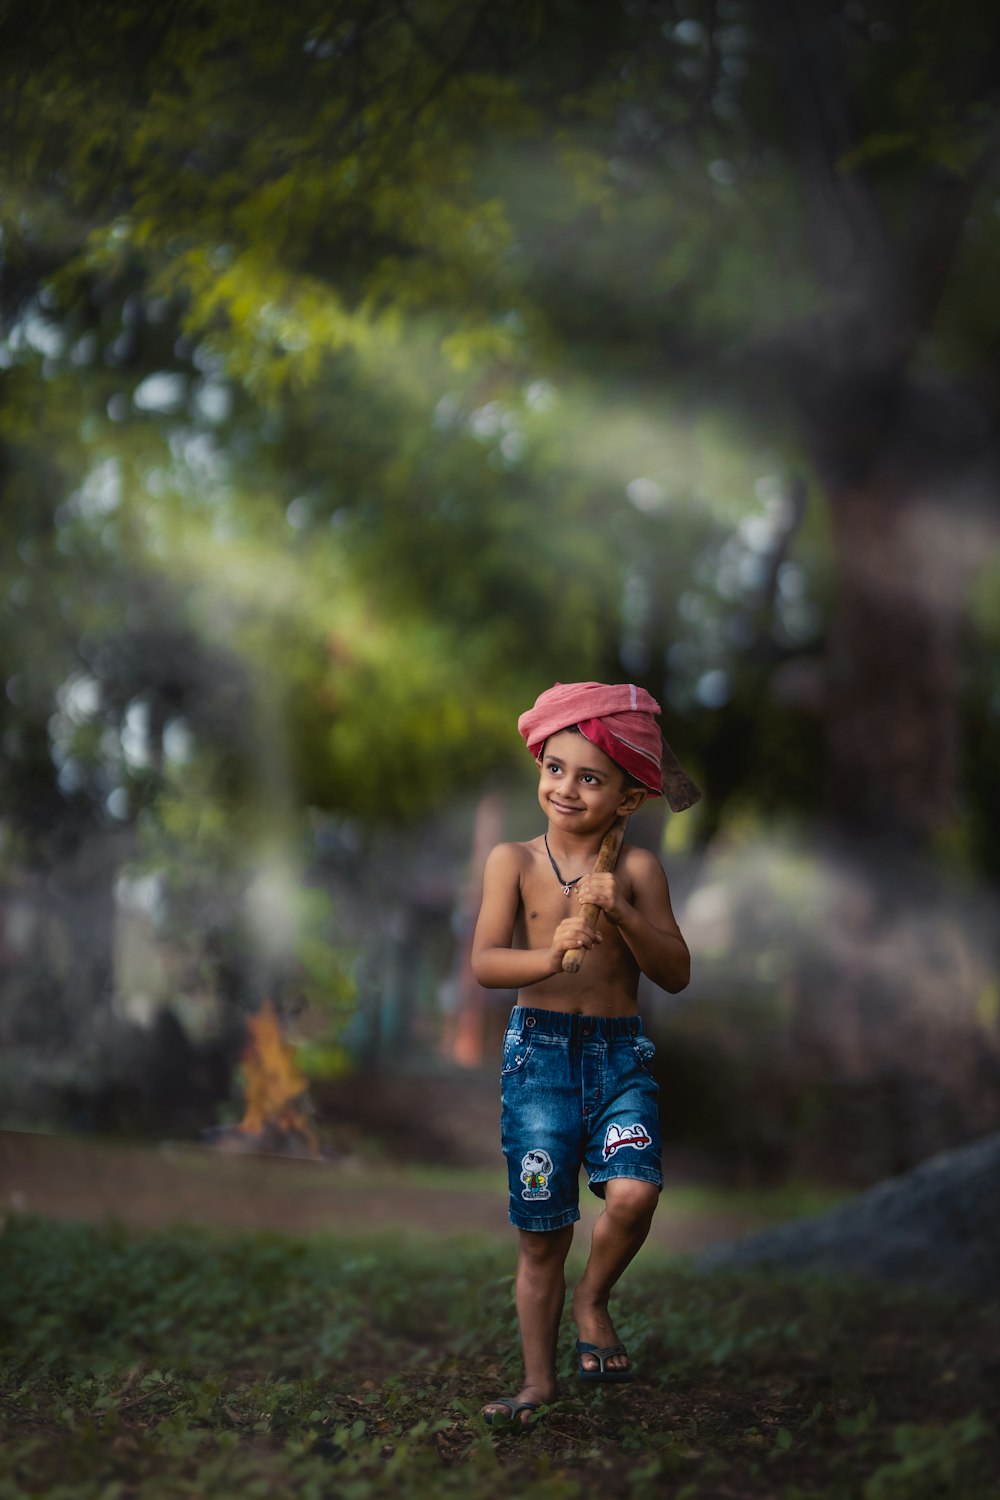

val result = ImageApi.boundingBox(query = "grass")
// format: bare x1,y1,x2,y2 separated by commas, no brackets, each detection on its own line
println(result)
6,1122,851,1212
396,1165,846,1217
1,1214,998,1498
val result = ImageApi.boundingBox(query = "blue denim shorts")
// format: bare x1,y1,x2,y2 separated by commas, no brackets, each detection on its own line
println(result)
500,1006,662,1232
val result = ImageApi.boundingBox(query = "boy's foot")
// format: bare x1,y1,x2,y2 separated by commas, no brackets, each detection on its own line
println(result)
481,1384,553,1426
576,1339,633,1383
572,1292,631,1377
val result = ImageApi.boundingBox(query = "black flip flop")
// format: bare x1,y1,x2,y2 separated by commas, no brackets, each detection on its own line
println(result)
482,1397,541,1429
576,1340,634,1383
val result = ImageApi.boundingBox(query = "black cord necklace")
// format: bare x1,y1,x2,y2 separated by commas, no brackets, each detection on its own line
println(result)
544,833,586,897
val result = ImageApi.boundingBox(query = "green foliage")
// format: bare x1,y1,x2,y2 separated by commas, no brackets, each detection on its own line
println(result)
4,0,1000,1109
3,0,999,811
862,1413,994,1500
1,1216,998,1499
0,0,847,855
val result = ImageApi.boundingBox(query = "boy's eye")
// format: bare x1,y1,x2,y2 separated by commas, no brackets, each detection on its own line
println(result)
581,774,597,784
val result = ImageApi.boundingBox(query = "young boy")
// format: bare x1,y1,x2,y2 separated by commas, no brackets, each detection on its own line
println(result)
471,681,700,1426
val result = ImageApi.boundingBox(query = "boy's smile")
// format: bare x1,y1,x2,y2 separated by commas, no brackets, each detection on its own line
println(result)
538,729,640,836
478,680,692,1425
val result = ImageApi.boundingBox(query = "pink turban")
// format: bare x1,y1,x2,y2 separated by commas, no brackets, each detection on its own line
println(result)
517,681,701,812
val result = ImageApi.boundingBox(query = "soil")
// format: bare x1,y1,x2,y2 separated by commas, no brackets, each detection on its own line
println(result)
0,1128,765,1249
4,1130,999,1497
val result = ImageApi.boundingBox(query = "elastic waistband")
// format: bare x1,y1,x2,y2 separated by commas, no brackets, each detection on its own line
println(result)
508,1006,643,1040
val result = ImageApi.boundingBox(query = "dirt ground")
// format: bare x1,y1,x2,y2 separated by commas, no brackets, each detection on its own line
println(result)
5,1130,999,1497
0,1129,768,1249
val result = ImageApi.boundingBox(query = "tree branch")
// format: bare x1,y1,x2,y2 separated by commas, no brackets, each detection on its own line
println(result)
904,120,1000,339
757,0,899,316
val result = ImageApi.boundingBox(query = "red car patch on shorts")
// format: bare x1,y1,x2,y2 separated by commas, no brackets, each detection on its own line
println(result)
602,1123,652,1159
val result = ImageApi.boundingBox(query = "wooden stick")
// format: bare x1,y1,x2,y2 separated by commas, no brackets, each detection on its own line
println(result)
561,815,627,974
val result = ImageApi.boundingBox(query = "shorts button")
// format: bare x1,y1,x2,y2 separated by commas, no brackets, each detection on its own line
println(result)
525,1016,536,1028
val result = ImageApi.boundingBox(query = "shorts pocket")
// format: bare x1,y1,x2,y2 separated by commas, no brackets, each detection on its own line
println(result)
501,1040,533,1076
633,1037,657,1074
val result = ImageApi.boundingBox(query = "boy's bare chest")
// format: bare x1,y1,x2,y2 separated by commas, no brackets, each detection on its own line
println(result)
513,847,641,1005
517,879,578,941
516,858,631,944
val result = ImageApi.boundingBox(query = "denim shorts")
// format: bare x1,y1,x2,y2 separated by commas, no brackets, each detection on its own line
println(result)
500,1006,662,1232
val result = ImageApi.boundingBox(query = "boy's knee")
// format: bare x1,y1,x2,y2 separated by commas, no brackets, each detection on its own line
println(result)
517,1225,573,1265
603,1178,659,1227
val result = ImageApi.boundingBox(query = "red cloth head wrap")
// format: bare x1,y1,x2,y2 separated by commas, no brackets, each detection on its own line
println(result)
517,681,700,812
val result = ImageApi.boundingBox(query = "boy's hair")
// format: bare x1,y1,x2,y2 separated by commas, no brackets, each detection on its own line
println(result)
545,724,645,792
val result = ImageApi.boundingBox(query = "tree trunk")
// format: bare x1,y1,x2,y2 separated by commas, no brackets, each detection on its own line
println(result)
447,789,504,1069
823,479,967,843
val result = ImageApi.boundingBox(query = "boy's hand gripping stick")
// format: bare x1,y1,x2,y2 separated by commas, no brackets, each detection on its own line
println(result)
561,816,626,974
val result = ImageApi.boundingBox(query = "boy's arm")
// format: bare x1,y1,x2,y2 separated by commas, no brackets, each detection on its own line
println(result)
471,843,603,989
577,848,690,993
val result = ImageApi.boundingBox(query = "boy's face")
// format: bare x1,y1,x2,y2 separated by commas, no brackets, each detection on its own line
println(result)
538,729,645,834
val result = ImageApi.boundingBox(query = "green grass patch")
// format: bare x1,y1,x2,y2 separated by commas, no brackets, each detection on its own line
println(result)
393,1166,847,1223
657,1178,849,1223
1,1215,997,1498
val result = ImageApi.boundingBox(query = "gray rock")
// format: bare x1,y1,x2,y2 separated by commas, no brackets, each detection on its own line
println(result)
699,1132,1000,1296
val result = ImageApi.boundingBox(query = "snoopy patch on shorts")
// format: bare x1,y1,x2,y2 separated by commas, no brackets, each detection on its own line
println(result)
520,1148,554,1200
602,1123,652,1160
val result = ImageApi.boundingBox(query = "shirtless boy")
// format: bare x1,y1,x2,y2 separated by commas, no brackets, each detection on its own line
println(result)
472,681,700,1426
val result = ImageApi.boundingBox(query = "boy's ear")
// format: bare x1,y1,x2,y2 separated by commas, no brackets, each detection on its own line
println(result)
617,785,647,815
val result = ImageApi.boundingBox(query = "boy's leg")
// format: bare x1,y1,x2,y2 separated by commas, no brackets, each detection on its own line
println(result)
482,1223,574,1422
576,1027,663,1376
492,1011,582,1418
573,1178,659,1374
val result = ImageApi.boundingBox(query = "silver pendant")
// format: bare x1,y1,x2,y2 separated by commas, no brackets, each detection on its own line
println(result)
563,885,572,896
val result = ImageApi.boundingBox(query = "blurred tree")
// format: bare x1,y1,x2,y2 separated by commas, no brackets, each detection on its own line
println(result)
484,0,1000,846
4,1,1000,841
0,0,648,1071
2,0,1000,1103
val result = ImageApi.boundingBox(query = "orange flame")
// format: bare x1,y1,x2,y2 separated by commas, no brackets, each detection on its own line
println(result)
237,1001,318,1151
